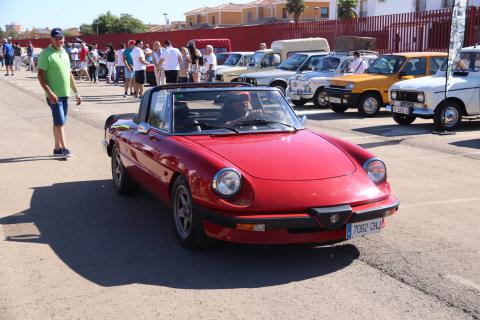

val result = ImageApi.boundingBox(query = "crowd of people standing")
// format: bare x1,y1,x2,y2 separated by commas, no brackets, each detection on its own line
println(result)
1,38,36,75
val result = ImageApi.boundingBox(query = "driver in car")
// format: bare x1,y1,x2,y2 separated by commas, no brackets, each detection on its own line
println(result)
216,92,263,126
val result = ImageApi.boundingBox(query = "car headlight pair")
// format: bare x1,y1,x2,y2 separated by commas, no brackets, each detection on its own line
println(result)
212,168,242,197
363,159,387,184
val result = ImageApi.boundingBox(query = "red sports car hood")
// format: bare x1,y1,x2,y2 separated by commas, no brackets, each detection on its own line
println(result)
187,130,356,181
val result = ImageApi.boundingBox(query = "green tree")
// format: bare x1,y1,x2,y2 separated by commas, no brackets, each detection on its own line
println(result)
79,23,94,35
338,0,358,19
0,27,6,39
113,14,146,33
286,0,306,24
92,11,119,34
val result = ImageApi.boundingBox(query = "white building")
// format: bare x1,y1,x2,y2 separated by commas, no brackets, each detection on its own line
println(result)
358,0,480,18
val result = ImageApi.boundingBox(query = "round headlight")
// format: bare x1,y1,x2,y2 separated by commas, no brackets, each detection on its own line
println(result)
391,91,397,100
363,159,387,184
417,93,424,103
212,168,242,198
346,83,355,90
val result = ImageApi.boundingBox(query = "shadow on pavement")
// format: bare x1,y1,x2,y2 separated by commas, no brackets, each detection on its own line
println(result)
304,110,393,122
0,179,359,289
450,139,480,149
0,155,61,163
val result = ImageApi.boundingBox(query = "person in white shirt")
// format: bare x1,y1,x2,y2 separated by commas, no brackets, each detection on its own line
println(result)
70,44,79,71
159,40,182,84
350,51,368,74
130,40,149,98
152,41,165,86
115,43,125,84
204,45,217,83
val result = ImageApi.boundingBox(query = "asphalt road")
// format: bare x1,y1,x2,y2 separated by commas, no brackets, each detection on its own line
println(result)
0,70,479,320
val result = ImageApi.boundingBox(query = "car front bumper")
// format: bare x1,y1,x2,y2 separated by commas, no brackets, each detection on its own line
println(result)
287,87,314,101
196,196,399,244
325,88,361,107
386,104,435,117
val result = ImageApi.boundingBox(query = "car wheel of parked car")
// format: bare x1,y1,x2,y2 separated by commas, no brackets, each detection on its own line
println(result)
172,176,211,249
392,113,416,125
358,92,382,117
330,104,349,113
292,99,307,107
313,88,328,108
434,101,463,131
111,145,139,195
271,82,286,95
98,64,108,79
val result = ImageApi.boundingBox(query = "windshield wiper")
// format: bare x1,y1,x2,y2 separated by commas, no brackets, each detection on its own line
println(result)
196,123,239,133
232,119,298,132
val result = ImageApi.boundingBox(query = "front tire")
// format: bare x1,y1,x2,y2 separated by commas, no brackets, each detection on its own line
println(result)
434,101,463,131
271,82,286,95
292,99,307,107
392,113,416,125
313,88,328,108
171,176,211,249
111,145,139,195
357,92,382,117
98,64,108,79
330,104,349,113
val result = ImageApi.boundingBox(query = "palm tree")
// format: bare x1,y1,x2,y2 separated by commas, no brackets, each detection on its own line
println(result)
286,0,306,24
337,0,358,19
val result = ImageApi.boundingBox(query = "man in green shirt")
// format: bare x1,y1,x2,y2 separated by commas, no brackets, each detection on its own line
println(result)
38,28,82,158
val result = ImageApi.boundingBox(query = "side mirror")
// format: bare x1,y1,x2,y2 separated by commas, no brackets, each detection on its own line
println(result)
138,122,150,134
300,115,307,126
261,61,267,68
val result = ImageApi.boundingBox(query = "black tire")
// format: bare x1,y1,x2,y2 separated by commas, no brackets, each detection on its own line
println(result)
271,82,287,95
171,176,212,249
98,64,108,79
392,113,416,125
313,88,328,108
330,104,349,113
433,101,463,131
292,99,307,107
357,92,382,117
111,145,139,195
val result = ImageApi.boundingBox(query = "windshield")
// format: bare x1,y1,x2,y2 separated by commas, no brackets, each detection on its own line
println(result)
277,54,308,71
171,90,303,135
366,55,405,74
224,54,242,66
315,57,341,72
248,52,265,67
216,53,229,65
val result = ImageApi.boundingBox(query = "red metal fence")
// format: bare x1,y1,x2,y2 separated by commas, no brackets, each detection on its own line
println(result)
20,6,480,53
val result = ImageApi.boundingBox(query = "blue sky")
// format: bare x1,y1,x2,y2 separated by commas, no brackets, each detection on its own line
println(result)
0,0,252,31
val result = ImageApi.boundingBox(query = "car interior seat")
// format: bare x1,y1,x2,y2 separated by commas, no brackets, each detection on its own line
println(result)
173,102,200,133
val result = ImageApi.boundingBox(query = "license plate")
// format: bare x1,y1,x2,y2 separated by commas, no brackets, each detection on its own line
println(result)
346,218,383,239
393,102,412,114
329,97,341,104
290,94,300,100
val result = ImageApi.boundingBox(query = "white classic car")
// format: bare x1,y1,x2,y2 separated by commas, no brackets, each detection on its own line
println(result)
387,46,480,130
287,52,378,107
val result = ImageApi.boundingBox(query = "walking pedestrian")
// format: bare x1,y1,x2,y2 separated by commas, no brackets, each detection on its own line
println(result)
70,43,78,73
187,43,202,82
3,39,14,76
178,47,191,83
350,51,368,74
90,43,100,81
26,41,35,71
160,40,182,84
13,42,22,71
87,45,98,83
152,41,165,86
131,39,149,98
37,28,82,158
115,43,125,84
106,44,116,84
123,40,136,97
204,45,217,83
78,42,90,81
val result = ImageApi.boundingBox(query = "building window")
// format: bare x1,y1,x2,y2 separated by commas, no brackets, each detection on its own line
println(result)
443,0,454,7
415,0,426,12
282,8,287,19
211,15,216,25
247,11,253,22
359,0,368,18
320,7,329,18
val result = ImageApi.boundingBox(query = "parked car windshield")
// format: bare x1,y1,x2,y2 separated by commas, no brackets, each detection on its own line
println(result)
248,52,266,67
170,89,303,135
277,54,308,71
224,54,242,66
366,55,405,74
216,53,229,65
315,56,341,72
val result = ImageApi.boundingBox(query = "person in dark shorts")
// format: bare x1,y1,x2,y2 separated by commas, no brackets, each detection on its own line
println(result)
37,28,82,158
2,39,14,76
130,40,149,98
160,40,182,84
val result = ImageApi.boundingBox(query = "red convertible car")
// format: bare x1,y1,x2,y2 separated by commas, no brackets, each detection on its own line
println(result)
103,83,399,249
